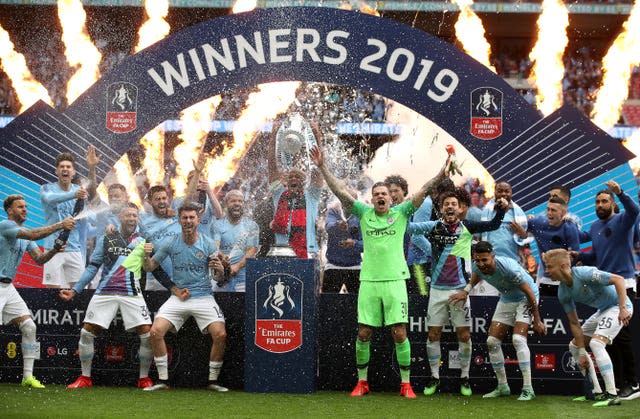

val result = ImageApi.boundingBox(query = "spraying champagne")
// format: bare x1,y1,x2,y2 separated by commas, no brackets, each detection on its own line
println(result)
53,197,84,251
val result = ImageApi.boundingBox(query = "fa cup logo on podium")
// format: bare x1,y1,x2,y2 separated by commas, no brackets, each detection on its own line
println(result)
263,278,296,318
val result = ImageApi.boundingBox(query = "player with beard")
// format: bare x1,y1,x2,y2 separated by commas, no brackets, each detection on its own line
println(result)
408,191,508,397
143,203,229,392
0,195,74,388
310,145,451,399
450,241,546,401
172,154,223,238
211,190,259,292
573,181,640,400
61,204,154,389
139,185,181,290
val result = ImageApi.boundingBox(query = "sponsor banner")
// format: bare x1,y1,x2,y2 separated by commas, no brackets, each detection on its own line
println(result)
105,345,125,362
2,290,640,395
535,353,557,371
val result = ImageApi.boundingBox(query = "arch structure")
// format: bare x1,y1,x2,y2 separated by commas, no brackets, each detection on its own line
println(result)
0,7,635,231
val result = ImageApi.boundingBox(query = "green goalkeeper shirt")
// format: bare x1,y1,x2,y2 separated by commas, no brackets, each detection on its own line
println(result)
351,200,415,282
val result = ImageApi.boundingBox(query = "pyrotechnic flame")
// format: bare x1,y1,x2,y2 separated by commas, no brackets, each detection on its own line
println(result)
57,0,102,104
96,183,108,203
135,0,170,52
591,1,640,130
135,0,171,188
623,129,640,172
207,0,378,191
359,1,380,16
172,97,222,197
113,154,142,207
199,1,300,190
528,0,569,117
139,126,165,187
206,82,300,188
452,0,496,72
232,0,257,13
0,25,53,112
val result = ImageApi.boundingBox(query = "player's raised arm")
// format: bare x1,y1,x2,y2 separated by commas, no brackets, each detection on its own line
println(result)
410,155,452,208
310,145,355,212
17,216,75,242
86,145,99,201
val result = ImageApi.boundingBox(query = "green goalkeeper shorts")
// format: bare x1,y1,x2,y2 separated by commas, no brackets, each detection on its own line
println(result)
357,279,408,327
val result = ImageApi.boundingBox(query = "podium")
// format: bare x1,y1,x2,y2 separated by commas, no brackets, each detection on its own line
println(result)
244,258,319,393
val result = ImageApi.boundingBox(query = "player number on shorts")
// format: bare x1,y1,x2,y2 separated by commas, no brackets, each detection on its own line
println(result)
598,317,612,329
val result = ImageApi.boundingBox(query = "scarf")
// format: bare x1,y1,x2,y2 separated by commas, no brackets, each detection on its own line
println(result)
272,190,307,258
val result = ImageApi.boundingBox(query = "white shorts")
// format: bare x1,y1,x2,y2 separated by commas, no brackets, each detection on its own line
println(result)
427,288,472,328
43,251,84,287
84,294,151,331
491,299,535,327
156,295,225,333
582,305,633,343
0,283,30,325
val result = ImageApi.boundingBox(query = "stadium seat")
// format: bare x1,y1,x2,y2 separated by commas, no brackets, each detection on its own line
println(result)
622,102,640,126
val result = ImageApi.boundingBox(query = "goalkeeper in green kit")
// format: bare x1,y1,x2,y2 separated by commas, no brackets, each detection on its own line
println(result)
310,145,451,398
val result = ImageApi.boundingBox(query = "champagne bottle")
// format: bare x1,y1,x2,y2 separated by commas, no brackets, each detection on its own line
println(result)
53,198,84,250
197,190,207,211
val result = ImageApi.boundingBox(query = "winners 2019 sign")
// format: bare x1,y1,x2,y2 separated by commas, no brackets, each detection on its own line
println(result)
0,6,635,230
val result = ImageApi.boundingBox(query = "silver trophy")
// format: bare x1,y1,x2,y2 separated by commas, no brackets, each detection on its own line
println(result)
275,112,317,172
265,235,298,258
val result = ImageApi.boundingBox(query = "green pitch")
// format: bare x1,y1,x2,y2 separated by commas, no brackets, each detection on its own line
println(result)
1,384,638,419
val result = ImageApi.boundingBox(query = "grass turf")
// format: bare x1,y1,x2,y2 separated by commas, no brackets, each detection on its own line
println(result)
1,384,638,419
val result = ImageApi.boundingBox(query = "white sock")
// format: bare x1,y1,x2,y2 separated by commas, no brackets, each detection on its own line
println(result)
78,329,96,377
590,339,616,395
209,361,223,381
512,334,531,387
138,332,153,379
426,339,441,379
155,354,169,381
458,340,472,378
19,319,37,379
569,342,602,393
487,335,507,385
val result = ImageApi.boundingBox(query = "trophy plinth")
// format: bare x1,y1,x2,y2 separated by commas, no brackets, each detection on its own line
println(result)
266,235,298,258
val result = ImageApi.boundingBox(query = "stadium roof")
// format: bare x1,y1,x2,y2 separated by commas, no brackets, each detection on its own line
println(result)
0,1,634,15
